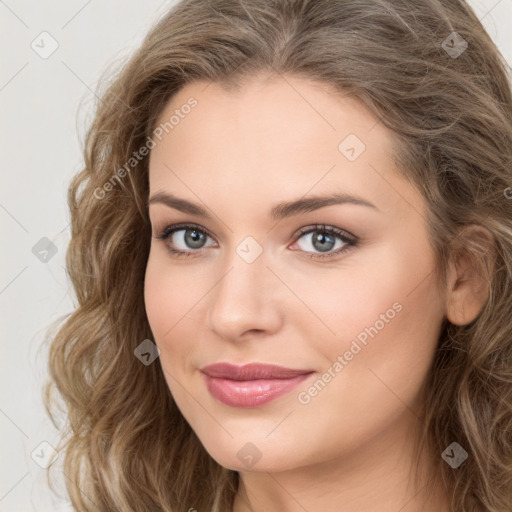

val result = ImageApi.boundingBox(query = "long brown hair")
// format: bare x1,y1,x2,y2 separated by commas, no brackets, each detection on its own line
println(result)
44,1,512,510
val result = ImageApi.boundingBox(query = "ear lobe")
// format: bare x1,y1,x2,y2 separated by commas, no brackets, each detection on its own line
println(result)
444,225,495,326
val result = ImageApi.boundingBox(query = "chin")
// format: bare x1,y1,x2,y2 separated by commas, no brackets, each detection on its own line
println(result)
199,435,306,473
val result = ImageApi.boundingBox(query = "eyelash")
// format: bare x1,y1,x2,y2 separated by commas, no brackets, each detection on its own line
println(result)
153,222,358,260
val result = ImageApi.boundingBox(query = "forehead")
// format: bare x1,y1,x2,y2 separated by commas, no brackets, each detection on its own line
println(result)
148,74,423,221
152,74,380,155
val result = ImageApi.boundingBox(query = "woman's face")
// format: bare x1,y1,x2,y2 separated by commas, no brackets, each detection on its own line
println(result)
144,74,447,472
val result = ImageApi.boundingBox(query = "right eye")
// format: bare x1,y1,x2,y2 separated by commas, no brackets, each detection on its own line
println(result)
154,223,217,257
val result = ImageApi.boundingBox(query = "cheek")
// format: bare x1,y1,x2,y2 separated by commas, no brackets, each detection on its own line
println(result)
144,249,202,330
144,254,202,417
287,243,442,456
144,257,172,337
346,247,441,383
294,237,442,392
293,238,437,334
144,253,197,364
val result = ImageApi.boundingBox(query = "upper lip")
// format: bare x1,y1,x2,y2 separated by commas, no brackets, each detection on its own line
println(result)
200,363,314,381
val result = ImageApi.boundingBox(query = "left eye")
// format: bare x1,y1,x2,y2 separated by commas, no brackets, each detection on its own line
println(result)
290,225,357,259
297,229,347,253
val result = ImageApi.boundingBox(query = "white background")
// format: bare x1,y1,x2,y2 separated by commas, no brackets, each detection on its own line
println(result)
1,1,511,510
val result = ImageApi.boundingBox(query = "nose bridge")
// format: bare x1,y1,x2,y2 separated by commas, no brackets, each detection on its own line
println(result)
206,240,281,339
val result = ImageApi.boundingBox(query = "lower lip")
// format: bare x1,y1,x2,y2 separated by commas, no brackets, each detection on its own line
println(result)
202,373,313,408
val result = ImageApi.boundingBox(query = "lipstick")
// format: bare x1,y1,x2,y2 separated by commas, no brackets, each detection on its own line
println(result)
200,363,314,407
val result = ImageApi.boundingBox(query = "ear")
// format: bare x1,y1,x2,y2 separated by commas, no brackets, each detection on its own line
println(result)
445,225,495,326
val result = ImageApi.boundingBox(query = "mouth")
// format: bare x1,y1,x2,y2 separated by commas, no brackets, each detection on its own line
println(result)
200,363,315,408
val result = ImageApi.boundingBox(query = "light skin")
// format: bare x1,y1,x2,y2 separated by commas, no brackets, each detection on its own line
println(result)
144,73,491,512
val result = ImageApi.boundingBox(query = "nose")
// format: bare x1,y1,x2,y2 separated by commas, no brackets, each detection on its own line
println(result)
206,247,283,342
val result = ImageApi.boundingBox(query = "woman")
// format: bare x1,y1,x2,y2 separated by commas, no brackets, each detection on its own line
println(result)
44,0,512,511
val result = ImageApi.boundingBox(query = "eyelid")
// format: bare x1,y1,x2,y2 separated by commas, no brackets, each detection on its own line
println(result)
293,223,357,244
153,222,217,242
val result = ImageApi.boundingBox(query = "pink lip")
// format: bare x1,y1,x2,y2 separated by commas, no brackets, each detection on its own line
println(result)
200,363,315,408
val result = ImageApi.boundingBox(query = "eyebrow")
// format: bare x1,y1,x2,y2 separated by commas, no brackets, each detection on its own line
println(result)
147,191,379,221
